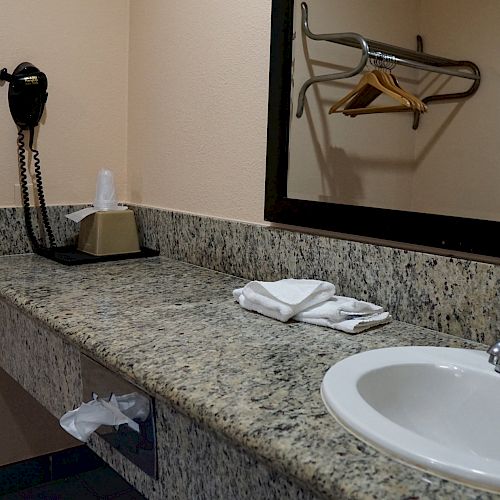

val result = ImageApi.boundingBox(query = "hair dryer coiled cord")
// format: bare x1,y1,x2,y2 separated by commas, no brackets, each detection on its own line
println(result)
17,128,56,250
28,127,55,248
17,128,40,251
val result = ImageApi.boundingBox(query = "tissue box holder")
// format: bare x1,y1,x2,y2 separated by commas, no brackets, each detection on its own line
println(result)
78,210,140,256
80,354,157,478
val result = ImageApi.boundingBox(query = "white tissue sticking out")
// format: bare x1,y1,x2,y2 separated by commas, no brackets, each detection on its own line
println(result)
112,392,150,422
65,206,102,223
59,392,150,442
66,168,127,223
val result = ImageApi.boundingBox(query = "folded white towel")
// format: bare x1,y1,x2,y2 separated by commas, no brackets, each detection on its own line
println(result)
233,279,337,322
233,280,391,333
295,297,392,333
297,296,383,319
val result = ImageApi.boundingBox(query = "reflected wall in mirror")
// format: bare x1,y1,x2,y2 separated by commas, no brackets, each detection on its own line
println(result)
265,0,499,259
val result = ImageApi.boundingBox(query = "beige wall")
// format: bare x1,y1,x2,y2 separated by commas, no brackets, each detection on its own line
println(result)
0,1,271,223
1,2,496,226
412,0,500,221
127,1,272,223
0,0,129,207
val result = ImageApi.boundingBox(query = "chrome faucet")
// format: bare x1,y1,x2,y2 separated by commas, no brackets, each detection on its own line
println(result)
487,341,500,373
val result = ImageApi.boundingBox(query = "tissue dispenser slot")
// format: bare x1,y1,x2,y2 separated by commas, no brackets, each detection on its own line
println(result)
81,354,157,478
78,210,141,256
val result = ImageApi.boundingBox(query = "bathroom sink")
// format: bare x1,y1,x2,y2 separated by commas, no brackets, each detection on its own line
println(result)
321,346,500,492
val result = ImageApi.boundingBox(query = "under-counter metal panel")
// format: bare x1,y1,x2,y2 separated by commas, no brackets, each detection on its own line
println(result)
81,354,157,478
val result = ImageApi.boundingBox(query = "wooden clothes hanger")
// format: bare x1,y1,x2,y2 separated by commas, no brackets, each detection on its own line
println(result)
372,70,426,112
328,68,427,116
328,71,410,113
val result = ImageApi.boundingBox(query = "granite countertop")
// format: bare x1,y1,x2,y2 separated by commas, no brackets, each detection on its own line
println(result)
0,254,495,499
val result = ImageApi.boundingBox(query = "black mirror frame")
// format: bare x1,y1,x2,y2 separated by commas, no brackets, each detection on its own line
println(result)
264,0,498,259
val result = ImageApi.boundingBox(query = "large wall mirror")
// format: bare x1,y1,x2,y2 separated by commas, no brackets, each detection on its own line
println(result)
265,0,499,259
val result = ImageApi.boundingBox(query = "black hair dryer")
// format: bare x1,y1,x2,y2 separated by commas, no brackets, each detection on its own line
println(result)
1,62,48,130
1,62,55,250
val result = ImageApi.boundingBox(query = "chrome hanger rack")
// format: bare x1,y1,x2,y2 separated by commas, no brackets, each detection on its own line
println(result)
296,2,481,129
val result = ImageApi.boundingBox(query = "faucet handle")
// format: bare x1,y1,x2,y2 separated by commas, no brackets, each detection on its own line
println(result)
487,341,500,372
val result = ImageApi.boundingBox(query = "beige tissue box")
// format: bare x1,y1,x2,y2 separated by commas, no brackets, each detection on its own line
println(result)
77,210,140,256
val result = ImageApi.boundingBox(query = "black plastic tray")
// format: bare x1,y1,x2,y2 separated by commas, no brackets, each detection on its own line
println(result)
35,246,160,266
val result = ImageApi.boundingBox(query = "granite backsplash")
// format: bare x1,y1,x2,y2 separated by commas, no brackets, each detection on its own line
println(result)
0,204,498,344
0,205,83,255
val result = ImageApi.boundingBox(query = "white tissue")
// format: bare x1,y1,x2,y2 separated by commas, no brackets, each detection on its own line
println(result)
66,169,127,223
59,392,150,442
112,392,150,422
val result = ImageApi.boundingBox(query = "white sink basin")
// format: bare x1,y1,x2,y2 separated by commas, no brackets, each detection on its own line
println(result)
321,346,500,492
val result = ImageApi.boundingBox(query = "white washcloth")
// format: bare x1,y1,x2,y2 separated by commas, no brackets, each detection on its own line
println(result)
232,279,337,322
294,297,392,333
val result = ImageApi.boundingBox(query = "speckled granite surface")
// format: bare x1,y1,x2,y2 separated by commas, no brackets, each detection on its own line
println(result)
2,204,497,343
85,397,318,500
132,205,499,345
0,296,314,500
0,254,497,499
0,299,82,416
0,205,83,255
